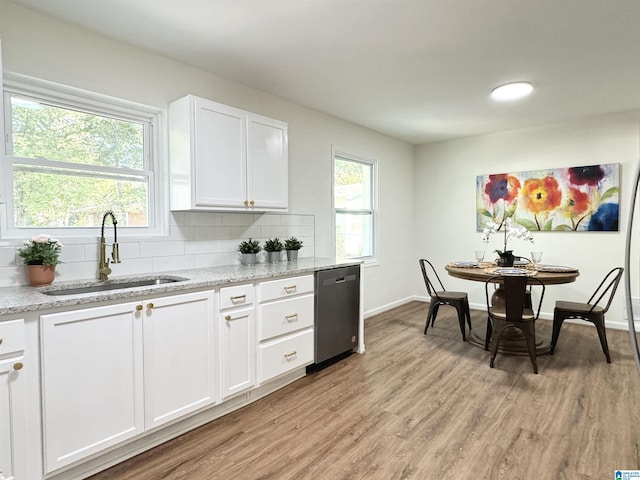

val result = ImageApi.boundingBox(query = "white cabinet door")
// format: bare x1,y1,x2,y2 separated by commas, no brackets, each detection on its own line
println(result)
142,291,217,429
247,114,288,210
220,306,256,399
41,303,144,473
0,356,26,480
194,98,247,208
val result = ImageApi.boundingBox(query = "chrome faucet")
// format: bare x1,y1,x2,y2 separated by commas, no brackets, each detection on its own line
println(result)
98,210,121,280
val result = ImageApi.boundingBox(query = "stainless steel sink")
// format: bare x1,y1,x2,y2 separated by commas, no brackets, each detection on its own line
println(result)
41,276,188,296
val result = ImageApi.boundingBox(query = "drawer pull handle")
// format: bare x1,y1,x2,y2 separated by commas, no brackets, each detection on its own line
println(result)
135,305,143,311
225,315,232,321
0,337,3,345
147,303,154,310
13,362,23,371
284,285,297,293
230,295,246,302
250,200,255,206
285,313,298,322
284,351,297,360
244,200,249,207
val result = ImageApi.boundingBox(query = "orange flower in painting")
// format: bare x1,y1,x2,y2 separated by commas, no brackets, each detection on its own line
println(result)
521,176,562,214
562,187,590,217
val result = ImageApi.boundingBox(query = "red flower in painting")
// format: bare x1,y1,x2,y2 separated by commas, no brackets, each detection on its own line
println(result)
484,174,521,204
521,176,562,214
568,165,605,186
563,187,590,216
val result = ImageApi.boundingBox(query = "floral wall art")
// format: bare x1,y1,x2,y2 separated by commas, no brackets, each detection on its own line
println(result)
476,164,620,232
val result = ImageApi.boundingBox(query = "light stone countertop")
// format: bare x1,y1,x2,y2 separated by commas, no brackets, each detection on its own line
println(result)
0,257,362,316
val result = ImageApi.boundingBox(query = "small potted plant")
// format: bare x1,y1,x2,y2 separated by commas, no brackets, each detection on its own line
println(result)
264,238,284,264
19,233,63,286
238,238,261,266
284,236,303,262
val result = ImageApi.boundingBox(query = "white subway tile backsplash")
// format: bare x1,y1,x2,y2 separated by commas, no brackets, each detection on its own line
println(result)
195,227,231,241
252,214,282,226
140,241,185,257
2,213,315,286
230,226,261,239
0,247,17,267
169,224,196,241
183,212,224,227
59,244,87,263
185,240,223,255
222,213,256,226
153,254,196,272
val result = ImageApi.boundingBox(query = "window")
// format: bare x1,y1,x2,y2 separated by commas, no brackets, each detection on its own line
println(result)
2,73,163,237
334,150,376,259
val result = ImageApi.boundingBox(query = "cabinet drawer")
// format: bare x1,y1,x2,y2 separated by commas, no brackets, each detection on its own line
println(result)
258,329,313,383
259,275,313,302
0,319,25,357
258,294,314,341
220,284,254,310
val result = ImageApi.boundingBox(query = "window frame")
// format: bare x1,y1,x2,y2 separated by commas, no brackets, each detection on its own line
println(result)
332,146,378,262
1,72,167,239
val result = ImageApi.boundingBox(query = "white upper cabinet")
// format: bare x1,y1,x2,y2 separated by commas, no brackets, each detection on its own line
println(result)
169,95,288,212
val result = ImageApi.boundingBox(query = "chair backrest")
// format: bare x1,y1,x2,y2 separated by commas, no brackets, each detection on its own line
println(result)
485,274,546,321
418,258,446,297
587,267,624,313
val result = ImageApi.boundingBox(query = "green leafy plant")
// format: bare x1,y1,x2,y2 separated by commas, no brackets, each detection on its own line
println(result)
284,236,303,251
264,238,284,252
237,238,261,254
18,234,63,265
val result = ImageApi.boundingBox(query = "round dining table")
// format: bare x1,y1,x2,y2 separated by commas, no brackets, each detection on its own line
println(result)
445,263,580,354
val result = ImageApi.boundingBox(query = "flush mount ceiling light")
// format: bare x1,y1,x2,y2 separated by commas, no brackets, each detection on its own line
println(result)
491,82,534,101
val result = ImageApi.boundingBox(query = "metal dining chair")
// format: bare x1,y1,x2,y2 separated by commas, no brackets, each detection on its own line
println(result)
485,274,545,373
419,258,472,341
550,267,623,363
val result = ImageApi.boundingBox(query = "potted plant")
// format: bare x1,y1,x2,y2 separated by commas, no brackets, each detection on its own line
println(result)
482,216,534,266
284,236,303,262
19,233,63,286
238,238,261,266
264,238,284,263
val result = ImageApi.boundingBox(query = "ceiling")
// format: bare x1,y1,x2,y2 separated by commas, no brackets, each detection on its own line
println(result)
9,0,640,145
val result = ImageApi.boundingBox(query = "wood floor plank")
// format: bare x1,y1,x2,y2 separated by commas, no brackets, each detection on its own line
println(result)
89,301,640,479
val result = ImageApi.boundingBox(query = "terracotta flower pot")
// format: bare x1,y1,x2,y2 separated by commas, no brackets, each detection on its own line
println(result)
27,264,56,287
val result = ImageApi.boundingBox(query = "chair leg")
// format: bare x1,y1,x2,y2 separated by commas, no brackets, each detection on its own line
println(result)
454,303,467,342
424,302,440,334
550,314,565,355
465,300,472,330
592,318,612,363
489,321,505,368
484,316,492,351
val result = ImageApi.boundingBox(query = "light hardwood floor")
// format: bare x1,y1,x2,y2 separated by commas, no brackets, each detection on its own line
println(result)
90,301,640,479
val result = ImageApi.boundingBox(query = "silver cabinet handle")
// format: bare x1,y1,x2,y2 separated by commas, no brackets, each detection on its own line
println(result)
284,351,297,360
285,313,298,322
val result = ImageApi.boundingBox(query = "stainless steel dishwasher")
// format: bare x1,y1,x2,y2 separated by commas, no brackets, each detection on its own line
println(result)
314,265,360,364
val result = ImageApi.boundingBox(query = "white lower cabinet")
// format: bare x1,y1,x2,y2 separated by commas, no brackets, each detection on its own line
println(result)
258,275,315,384
219,284,256,399
0,319,27,480
41,290,215,474
142,291,217,429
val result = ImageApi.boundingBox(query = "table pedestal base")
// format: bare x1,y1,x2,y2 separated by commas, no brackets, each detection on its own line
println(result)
468,328,550,356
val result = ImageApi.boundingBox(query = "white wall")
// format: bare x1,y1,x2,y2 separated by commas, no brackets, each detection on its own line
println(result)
0,0,416,313
414,111,640,329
